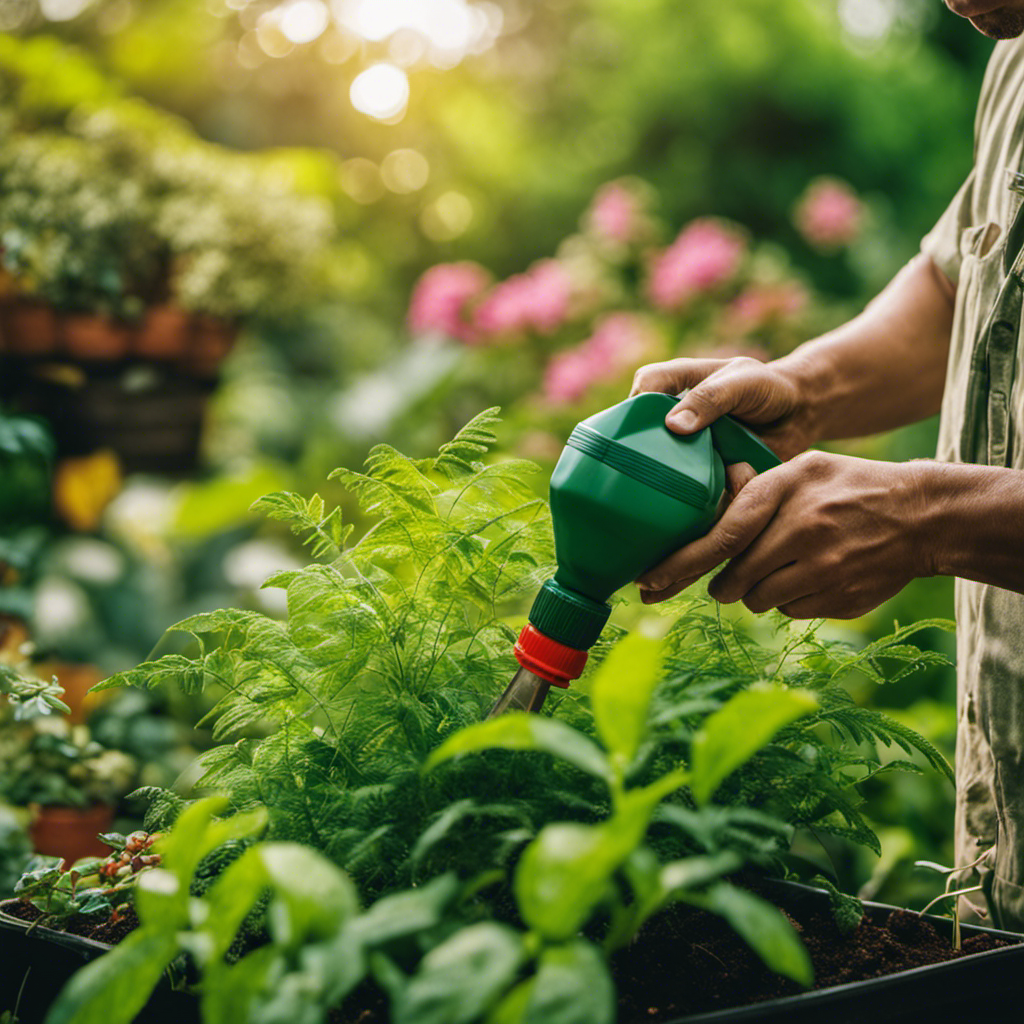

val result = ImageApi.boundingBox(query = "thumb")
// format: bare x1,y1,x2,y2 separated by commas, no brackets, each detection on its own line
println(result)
666,377,740,434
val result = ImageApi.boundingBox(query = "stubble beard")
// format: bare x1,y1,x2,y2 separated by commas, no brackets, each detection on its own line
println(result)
971,10,1024,38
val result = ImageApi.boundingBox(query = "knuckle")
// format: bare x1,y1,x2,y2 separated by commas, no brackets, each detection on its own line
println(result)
689,382,723,413
794,449,829,474
710,522,744,560
631,362,670,393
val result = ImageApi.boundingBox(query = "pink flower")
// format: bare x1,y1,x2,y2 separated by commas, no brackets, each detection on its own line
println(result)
544,348,597,403
585,180,646,246
793,178,863,250
543,313,658,404
726,280,808,332
407,261,490,343
646,219,746,311
474,259,572,340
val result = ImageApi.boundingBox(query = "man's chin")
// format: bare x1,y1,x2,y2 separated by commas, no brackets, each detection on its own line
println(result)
971,10,1024,37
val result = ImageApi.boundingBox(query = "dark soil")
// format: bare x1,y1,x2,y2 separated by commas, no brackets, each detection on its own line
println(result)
0,898,139,945
612,896,1013,1022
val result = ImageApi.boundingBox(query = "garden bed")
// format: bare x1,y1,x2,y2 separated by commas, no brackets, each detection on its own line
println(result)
0,901,198,1024
4,881,1021,1024
617,881,1023,1024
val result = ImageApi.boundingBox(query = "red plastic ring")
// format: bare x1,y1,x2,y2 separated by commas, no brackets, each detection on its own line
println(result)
514,623,587,688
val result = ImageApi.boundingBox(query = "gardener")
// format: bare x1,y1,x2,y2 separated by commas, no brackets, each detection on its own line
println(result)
631,2,1024,932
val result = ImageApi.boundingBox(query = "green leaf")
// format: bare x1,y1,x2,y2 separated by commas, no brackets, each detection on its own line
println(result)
690,684,817,805
394,923,526,1024
425,713,611,784
525,941,614,1024
590,633,663,769
658,851,744,896
259,843,360,947
159,798,268,893
44,929,178,1024
203,843,357,962
695,883,812,987
199,946,277,1024
514,824,628,941
134,869,185,931
487,981,533,1024
348,874,460,948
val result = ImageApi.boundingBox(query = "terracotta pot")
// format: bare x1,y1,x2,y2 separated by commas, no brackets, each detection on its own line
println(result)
0,301,59,356
28,804,114,867
135,305,192,361
188,316,237,377
62,314,132,360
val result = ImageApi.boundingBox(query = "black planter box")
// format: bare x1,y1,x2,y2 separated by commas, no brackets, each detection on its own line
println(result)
0,908,199,1024
669,881,1024,1024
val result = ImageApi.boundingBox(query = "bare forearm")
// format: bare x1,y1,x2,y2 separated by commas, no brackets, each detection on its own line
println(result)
919,460,1024,594
774,254,955,445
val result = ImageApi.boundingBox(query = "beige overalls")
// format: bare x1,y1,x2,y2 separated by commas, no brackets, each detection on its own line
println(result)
922,37,1024,930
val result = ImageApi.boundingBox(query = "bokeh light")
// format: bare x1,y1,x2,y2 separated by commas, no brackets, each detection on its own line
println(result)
39,0,90,20
331,0,500,67
279,0,329,44
380,149,430,193
350,63,409,121
420,191,473,241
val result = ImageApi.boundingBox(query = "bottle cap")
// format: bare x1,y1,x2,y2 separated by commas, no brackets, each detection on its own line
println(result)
514,624,587,687
528,579,610,650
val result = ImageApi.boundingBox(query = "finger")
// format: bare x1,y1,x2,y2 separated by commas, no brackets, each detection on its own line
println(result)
737,563,818,615
706,515,800,604
665,358,773,434
778,594,828,620
725,462,756,500
630,358,729,398
637,474,783,592
638,574,702,604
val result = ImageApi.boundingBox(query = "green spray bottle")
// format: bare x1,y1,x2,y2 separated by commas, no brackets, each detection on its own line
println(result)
488,391,780,716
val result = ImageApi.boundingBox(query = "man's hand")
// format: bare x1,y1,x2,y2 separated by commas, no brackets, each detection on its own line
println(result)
636,451,931,618
630,355,818,461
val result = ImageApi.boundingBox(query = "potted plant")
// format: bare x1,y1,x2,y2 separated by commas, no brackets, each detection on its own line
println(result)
0,716,136,865
0,36,334,474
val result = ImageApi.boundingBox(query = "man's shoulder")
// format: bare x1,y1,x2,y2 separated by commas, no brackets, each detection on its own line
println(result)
981,39,1024,111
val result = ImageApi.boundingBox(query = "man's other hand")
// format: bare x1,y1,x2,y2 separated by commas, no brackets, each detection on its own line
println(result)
636,451,930,619
630,355,816,461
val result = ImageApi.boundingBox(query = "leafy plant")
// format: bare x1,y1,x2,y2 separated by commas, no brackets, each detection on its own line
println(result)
93,410,952,907
96,408,565,894
0,36,333,321
10,831,162,931
0,719,135,808
45,647,819,1024
425,633,818,1004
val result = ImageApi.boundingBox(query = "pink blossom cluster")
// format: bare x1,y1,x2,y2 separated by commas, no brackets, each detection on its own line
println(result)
406,261,490,343
646,219,746,311
793,177,864,250
584,180,647,246
407,259,575,345
473,259,572,340
726,280,808,333
544,312,657,404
